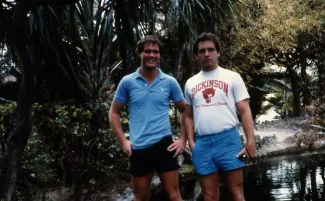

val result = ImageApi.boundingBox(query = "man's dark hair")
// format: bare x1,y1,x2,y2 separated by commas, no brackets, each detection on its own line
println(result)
136,35,163,54
193,33,221,55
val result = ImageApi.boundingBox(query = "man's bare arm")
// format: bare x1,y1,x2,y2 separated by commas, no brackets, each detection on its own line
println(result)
185,104,195,149
174,99,187,141
167,99,187,157
237,99,255,158
109,101,132,157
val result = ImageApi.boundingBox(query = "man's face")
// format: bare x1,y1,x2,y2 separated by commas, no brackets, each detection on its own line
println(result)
197,40,220,71
140,42,160,69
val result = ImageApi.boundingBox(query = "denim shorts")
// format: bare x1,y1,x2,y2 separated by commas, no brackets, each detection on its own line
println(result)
192,127,245,175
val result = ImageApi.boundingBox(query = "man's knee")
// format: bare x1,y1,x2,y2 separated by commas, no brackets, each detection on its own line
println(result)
229,185,245,201
231,193,245,201
133,186,150,201
201,188,219,201
134,193,150,201
166,190,182,201
202,192,219,201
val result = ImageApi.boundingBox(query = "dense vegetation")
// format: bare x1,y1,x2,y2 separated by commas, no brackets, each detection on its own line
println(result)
0,0,324,200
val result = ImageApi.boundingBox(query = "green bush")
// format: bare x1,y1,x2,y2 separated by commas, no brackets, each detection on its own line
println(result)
0,100,128,199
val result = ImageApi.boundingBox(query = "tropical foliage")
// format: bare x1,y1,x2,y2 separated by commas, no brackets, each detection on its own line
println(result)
224,0,325,118
0,0,325,200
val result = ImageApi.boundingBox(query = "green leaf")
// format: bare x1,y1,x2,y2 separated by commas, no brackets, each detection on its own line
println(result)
89,178,96,184
58,118,64,124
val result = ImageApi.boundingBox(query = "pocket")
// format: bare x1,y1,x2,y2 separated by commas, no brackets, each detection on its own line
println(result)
191,144,196,163
191,141,199,158
191,142,201,171
191,143,197,152
224,130,241,146
130,149,136,161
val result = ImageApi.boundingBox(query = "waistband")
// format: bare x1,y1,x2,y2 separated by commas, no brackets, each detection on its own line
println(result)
195,126,237,138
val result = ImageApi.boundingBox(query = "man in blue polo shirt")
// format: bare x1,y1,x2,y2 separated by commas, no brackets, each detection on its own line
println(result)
109,35,186,201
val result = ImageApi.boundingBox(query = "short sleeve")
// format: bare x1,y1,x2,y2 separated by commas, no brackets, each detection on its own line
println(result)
113,77,129,104
184,81,192,105
169,77,184,103
233,73,250,103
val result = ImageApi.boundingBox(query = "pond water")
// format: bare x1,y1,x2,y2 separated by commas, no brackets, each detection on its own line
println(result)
242,152,325,201
149,151,325,201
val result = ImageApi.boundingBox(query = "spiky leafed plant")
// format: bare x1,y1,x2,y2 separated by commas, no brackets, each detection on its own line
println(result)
23,0,122,102
0,1,122,200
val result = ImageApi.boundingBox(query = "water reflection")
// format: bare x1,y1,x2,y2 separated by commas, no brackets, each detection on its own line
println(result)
149,152,325,201
242,152,325,201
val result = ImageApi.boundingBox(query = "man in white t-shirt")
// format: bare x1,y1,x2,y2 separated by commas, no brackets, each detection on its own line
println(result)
184,32,255,201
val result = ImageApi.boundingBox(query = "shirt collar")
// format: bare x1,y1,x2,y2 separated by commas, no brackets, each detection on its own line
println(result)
134,67,167,80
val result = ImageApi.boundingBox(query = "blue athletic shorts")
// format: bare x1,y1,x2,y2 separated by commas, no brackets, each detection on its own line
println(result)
191,127,245,175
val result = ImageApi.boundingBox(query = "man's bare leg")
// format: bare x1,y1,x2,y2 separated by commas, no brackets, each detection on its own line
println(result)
131,173,153,201
226,168,245,201
199,172,220,201
159,170,182,201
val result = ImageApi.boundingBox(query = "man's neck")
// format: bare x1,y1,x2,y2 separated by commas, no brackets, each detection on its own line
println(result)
202,64,218,72
140,67,158,83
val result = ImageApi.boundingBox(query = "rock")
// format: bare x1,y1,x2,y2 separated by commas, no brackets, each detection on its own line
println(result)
261,135,277,146
182,147,192,163
283,136,296,144
255,134,262,149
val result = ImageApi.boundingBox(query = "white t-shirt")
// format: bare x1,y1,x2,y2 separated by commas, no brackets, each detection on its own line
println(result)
184,66,250,135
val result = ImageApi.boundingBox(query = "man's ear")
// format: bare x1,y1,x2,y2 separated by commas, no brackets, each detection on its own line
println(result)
216,52,220,61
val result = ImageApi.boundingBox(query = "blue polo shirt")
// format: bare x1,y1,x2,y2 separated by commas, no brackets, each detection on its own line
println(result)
113,67,184,149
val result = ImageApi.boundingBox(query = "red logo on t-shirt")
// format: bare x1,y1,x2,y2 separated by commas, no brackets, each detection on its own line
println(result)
202,87,215,103
191,80,228,99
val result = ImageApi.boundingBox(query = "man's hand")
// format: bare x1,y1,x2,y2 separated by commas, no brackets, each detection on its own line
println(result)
236,143,256,162
121,140,132,157
245,143,255,158
167,138,186,158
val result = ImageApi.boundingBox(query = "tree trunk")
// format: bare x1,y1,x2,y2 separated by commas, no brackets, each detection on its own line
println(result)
301,58,311,107
173,46,184,81
318,59,325,96
115,0,133,76
284,87,288,116
287,65,301,117
181,48,196,86
3,2,35,201
171,42,183,130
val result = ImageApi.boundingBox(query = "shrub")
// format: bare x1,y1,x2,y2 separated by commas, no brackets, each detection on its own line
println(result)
0,100,129,200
